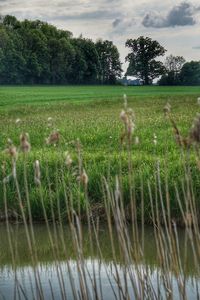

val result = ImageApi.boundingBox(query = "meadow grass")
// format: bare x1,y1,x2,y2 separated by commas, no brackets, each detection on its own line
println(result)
0,85,200,221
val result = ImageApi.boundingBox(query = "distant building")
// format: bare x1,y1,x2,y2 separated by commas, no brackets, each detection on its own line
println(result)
119,76,142,86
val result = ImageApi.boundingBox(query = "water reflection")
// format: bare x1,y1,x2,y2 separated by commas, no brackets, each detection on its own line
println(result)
0,224,199,299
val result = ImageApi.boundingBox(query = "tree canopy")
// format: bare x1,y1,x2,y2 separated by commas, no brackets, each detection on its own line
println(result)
125,36,166,85
0,15,122,84
179,61,200,86
159,55,186,85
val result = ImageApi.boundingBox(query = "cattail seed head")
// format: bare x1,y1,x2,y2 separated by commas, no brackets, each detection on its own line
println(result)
7,138,13,145
163,103,171,116
153,133,157,146
120,110,128,124
123,94,127,109
34,160,41,185
5,145,18,160
80,169,88,188
46,131,60,145
190,113,200,144
65,151,73,167
15,118,21,125
135,136,139,145
20,133,31,153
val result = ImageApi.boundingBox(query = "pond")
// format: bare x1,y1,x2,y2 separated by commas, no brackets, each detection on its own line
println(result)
0,224,199,299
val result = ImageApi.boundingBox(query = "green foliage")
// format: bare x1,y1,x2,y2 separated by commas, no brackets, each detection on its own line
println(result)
159,55,186,86
0,15,122,84
180,61,200,85
96,39,122,84
125,36,166,85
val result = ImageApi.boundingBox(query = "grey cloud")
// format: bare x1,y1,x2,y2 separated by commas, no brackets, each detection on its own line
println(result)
112,18,121,28
142,2,197,28
111,17,135,36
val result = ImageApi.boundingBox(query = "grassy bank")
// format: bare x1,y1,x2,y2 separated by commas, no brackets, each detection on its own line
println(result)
0,85,200,221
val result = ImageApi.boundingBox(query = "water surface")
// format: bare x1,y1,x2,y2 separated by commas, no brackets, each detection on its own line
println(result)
0,224,199,299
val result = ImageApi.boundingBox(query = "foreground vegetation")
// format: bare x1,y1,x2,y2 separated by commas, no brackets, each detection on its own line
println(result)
0,85,200,222
1,85,200,298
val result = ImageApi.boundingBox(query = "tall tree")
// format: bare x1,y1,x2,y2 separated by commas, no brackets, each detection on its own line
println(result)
179,61,200,85
71,38,100,84
96,39,122,84
159,55,186,85
125,36,166,85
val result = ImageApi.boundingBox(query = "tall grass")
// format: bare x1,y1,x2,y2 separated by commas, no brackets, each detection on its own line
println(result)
1,94,200,299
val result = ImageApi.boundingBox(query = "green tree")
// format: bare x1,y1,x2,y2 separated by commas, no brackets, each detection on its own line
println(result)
0,15,122,85
0,27,26,83
125,36,166,85
159,55,185,85
179,61,200,85
96,39,122,84
72,38,100,84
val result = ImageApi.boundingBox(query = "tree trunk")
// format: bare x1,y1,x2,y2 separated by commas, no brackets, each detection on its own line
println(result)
144,75,149,85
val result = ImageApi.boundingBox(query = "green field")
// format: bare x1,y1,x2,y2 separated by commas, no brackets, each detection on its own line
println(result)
0,85,200,221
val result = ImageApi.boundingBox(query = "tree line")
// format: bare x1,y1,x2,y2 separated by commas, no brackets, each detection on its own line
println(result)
0,15,199,85
0,15,122,84
125,36,200,86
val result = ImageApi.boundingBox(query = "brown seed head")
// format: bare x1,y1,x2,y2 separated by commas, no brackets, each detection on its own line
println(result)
46,131,60,145
34,160,41,185
80,169,88,188
190,113,200,144
5,145,18,160
65,151,73,167
20,133,31,153
163,103,171,116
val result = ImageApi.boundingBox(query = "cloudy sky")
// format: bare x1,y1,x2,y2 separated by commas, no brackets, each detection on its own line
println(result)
1,0,200,70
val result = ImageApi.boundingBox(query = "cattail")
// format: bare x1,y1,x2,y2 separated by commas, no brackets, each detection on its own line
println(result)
34,160,41,185
5,145,18,160
115,176,120,202
163,102,171,116
3,174,12,184
120,110,128,124
120,99,135,142
65,151,73,167
7,138,13,145
12,161,16,179
123,94,127,109
47,117,53,127
135,136,139,145
153,133,157,146
79,169,88,188
189,113,200,144
20,133,31,153
46,131,60,145
127,120,135,137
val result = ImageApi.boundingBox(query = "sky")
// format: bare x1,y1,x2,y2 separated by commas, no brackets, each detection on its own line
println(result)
0,0,200,71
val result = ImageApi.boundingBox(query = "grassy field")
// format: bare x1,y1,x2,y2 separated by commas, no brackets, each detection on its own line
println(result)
0,85,200,221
